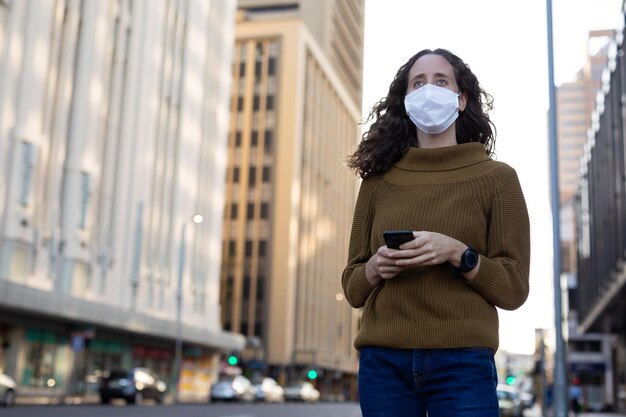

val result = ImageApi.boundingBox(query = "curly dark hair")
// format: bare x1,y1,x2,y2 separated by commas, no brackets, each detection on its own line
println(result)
347,48,496,179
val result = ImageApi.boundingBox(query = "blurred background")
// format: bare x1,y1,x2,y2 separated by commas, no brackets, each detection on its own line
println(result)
0,0,624,416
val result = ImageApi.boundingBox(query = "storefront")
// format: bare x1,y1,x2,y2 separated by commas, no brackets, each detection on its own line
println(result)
0,311,232,402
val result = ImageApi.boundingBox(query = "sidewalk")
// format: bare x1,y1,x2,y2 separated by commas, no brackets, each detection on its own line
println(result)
570,413,624,417
14,392,180,405
524,404,625,417
15,393,100,406
553,412,624,417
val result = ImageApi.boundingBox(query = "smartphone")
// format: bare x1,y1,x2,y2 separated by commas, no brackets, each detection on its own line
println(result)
383,230,415,249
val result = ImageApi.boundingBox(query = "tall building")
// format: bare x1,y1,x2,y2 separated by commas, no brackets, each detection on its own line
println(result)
558,31,613,286
0,0,242,402
573,21,626,408
220,3,364,399
238,0,365,106
557,30,614,208
557,30,618,411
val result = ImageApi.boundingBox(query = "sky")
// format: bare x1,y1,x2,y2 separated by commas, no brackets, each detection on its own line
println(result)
361,0,624,355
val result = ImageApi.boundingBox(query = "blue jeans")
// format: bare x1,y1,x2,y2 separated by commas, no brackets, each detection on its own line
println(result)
358,347,499,417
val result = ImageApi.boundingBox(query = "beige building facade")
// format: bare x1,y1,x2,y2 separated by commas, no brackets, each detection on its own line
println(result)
0,0,242,402
237,0,364,106
220,11,362,398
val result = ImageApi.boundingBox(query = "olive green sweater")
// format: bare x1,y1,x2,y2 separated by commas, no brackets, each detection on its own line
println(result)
342,143,530,352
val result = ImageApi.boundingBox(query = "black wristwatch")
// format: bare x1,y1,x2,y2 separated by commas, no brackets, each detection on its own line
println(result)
451,245,479,274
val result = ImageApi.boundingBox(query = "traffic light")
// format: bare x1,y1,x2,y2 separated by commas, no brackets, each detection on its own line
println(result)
307,368,318,380
506,374,516,385
227,353,239,366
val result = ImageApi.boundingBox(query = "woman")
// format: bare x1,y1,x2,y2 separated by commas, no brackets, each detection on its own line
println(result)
342,48,531,417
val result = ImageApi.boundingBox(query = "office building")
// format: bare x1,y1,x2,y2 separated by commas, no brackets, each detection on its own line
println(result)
238,0,364,106
220,3,364,399
558,30,614,275
557,30,613,207
0,0,242,402
569,27,624,411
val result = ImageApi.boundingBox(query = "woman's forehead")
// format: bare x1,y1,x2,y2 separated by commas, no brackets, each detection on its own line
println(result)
409,54,454,78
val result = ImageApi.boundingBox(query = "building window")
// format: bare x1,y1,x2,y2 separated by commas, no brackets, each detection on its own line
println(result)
247,203,255,220
249,168,256,187
243,276,251,298
235,131,242,147
245,240,253,257
578,178,590,258
19,141,37,206
260,203,269,219
255,42,263,61
254,322,263,338
230,203,238,219
22,329,59,388
79,172,91,229
237,96,244,111
262,167,271,182
259,240,267,256
266,95,275,111
228,240,236,256
256,277,264,300
268,57,276,75
264,131,272,154
233,167,240,182
251,131,258,146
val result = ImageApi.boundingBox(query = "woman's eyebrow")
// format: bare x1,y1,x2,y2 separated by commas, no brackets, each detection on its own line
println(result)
431,72,451,79
410,72,451,82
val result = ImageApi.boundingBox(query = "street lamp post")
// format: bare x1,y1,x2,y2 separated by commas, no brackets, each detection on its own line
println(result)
546,1,568,416
172,214,203,403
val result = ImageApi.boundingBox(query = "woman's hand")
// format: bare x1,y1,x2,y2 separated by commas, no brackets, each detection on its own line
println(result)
364,246,404,286
396,231,482,281
365,231,480,286
390,231,466,267
390,231,481,280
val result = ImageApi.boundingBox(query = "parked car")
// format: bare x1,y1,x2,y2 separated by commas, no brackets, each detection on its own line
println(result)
210,375,256,402
254,377,284,403
519,389,535,409
99,368,167,405
0,370,16,407
518,377,535,409
497,384,523,417
284,381,320,402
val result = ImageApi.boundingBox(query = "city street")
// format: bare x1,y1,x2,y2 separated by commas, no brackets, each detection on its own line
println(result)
3,402,623,417
0,403,363,417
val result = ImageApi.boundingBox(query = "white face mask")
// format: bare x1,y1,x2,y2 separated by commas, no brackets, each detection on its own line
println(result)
404,84,461,134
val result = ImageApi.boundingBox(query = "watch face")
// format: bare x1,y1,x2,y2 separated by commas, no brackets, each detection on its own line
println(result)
463,247,479,270
465,250,478,267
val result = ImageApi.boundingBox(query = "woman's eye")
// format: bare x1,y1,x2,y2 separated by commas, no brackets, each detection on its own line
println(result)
413,80,424,88
435,79,448,86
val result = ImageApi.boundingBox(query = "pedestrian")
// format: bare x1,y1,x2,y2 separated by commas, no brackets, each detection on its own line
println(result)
570,378,583,415
341,48,531,417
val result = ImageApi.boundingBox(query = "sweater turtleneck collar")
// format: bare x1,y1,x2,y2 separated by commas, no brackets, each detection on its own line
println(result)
393,142,490,172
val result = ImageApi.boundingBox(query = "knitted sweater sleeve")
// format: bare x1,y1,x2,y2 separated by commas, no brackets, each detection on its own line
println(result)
467,165,531,310
341,177,379,308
